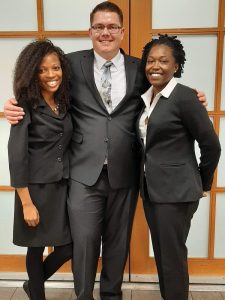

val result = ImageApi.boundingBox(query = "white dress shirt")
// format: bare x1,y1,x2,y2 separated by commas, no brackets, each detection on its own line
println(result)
94,50,126,111
139,77,178,146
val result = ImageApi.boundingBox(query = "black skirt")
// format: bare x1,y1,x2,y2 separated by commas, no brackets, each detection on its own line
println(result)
13,179,72,247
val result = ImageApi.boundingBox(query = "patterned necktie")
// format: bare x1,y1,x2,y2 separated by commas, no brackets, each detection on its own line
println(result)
101,61,113,112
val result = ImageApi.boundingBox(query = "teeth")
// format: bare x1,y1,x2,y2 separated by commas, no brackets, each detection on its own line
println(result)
47,81,57,87
151,74,161,77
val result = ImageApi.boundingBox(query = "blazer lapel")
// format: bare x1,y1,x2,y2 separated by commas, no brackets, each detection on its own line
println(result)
136,105,145,149
35,98,62,120
80,50,107,111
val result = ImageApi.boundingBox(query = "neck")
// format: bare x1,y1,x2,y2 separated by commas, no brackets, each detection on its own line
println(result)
152,87,162,96
95,49,120,61
42,92,55,105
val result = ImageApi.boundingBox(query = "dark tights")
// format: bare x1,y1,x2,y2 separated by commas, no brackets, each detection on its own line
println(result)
26,243,73,300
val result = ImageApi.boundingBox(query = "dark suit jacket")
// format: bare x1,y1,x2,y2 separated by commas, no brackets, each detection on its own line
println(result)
67,49,145,189
138,83,221,203
8,98,73,187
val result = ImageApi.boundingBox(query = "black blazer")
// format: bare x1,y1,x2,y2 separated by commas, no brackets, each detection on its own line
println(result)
67,49,145,189
8,98,73,187
138,83,221,203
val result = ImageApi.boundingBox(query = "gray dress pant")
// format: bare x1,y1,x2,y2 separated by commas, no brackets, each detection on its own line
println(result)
67,167,139,300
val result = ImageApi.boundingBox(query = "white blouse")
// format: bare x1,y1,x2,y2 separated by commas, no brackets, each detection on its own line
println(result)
139,77,178,146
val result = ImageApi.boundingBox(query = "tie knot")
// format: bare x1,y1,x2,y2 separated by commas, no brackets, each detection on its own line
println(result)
103,61,113,69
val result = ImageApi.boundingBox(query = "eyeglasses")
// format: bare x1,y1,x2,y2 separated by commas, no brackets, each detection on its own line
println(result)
91,24,122,34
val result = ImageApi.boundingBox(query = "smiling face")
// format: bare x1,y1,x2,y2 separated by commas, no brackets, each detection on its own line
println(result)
145,44,178,94
89,11,125,60
38,52,62,100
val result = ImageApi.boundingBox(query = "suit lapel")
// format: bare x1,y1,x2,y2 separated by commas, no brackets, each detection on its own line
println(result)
80,50,107,111
36,98,63,120
136,105,145,148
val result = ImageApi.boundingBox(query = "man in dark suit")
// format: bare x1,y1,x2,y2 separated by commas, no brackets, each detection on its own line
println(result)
4,2,207,300
66,3,143,299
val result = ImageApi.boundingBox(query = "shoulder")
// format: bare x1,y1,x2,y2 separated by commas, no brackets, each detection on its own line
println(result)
172,83,199,105
66,49,93,60
174,83,197,98
124,53,141,65
173,83,206,116
17,98,32,114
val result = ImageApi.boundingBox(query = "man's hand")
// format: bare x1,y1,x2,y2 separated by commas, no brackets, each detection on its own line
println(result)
4,98,25,124
202,191,209,197
196,90,208,108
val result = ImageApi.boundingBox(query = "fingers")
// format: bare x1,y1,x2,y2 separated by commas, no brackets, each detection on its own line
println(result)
10,98,18,105
4,109,25,117
6,115,24,123
25,212,40,227
26,219,39,227
4,98,25,121
202,191,208,197
194,89,208,109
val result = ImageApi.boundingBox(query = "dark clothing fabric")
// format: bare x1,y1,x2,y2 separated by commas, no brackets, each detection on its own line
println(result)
67,49,144,189
8,98,73,186
26,243,73,300
138,83,221,203
143,194,199,300
8,98,73,247
67,168,139,300
138,83,221,300
66,48,145,299
13,179,71,246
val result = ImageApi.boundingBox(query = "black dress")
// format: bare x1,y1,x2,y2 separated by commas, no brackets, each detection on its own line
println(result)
8,98,73,247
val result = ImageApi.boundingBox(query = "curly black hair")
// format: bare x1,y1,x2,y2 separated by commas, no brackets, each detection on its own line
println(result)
141,34,186,79
13,39,70,112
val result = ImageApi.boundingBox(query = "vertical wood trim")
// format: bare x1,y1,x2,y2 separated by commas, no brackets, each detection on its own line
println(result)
130,0,152,58
37,0,44,38
111,0,129,53
130,197,150,273
208,191,216,258
214,0,225,112
208,115,221,258
218,0,225,28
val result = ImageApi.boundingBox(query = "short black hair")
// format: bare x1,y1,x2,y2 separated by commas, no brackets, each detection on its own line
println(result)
90,1,123,26
13,39,70,112
141,34,186,78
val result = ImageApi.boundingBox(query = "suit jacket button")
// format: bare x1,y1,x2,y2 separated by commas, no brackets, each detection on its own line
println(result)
108,116,112,121
58,144,62,149
59,132,63,137
57,157,62,162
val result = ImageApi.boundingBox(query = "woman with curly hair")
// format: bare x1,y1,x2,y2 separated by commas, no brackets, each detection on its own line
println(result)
8,39,73,300
138,34,221,300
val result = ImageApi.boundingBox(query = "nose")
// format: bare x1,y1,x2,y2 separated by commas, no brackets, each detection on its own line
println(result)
101,26,110,35
152,61,160,69
46,69,55,77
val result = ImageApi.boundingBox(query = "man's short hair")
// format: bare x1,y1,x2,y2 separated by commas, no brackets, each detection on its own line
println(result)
90,1,123,25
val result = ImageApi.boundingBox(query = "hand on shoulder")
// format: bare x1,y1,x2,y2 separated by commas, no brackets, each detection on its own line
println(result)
4,98,25,124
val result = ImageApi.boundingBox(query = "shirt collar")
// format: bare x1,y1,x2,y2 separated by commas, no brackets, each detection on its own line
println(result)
94,50,122,71
36,97,47,108
141,77,178,107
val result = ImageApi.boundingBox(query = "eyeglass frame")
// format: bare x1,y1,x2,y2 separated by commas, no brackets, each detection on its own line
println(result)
91,24,122,34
